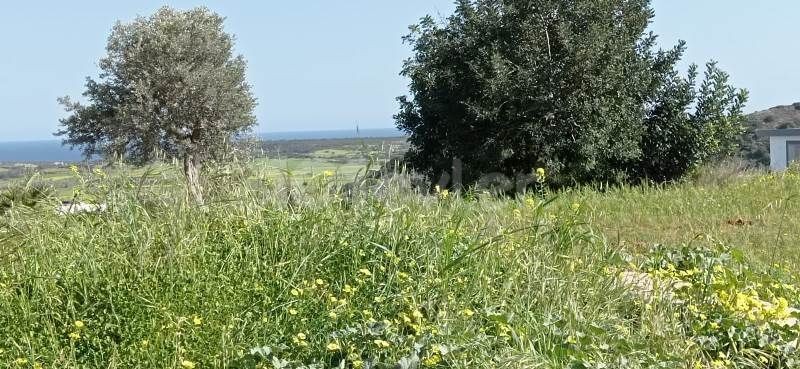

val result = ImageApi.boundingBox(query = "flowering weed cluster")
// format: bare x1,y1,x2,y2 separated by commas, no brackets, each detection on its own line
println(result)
640,243,800,368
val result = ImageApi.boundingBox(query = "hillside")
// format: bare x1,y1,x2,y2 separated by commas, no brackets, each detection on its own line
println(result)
740,102,800,166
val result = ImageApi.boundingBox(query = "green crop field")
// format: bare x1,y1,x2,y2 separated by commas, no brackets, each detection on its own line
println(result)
2,154,800,368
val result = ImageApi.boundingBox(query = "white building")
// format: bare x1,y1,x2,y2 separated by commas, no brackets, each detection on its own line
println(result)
757,128,800,171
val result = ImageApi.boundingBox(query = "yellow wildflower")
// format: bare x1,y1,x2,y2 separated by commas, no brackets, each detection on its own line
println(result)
535,167,546,181
326,342,341,351
423,354,442,367
69,332,81,340
711,359,728,369
358,268,372,277
74,320,85,329
181,360,196,369
292,332,309,347
289,308,298,316
373,339,391,348
192,315,202,326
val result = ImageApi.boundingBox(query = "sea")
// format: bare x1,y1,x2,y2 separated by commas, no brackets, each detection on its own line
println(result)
0,128,404,163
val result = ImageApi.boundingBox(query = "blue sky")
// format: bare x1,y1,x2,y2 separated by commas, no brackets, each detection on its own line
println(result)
0,1,797,142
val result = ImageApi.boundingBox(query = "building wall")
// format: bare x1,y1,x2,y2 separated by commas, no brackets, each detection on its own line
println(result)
769,135,800,171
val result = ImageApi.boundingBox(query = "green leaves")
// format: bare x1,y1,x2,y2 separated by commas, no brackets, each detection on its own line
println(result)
396,0,747,188
693,62,750,162
56,6,257,203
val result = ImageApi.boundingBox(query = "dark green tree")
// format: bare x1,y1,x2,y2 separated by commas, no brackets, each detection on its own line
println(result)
57,7,257,203
396,0,748,188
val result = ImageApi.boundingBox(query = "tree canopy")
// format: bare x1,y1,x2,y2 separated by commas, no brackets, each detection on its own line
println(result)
57,6,257,203
396,0,748,188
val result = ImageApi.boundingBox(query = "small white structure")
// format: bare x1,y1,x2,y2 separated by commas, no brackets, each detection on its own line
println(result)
757,128,800,171
56,201,108,215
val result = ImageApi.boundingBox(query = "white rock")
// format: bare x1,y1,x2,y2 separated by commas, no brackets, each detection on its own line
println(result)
618,271,655,298
56,202,107,215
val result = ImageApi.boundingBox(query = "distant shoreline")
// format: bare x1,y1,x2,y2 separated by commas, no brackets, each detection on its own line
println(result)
0,128,406,163
258,128,404,141
0,128,404,144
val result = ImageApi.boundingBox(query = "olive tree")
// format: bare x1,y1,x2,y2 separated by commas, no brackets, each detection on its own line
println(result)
57,6,257,203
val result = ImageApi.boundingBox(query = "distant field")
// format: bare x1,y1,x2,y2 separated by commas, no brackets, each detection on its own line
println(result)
0,136,407,195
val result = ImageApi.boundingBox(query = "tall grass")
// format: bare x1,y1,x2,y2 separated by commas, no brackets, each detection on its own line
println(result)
0,165,798,368
553,167,800,269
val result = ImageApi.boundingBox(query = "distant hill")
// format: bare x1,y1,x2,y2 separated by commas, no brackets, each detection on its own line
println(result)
740,103,800,166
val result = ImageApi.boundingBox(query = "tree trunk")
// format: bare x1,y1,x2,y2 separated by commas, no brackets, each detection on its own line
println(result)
183,153,204,205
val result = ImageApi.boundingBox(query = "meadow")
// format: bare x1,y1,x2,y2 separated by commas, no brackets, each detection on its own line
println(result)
1,143,800,368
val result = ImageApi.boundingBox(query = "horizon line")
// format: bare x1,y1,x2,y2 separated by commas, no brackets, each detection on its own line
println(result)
0,127,404,144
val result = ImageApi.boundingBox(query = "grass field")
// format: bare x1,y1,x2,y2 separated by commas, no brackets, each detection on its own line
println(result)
1,148,800,368
561,174,800,270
